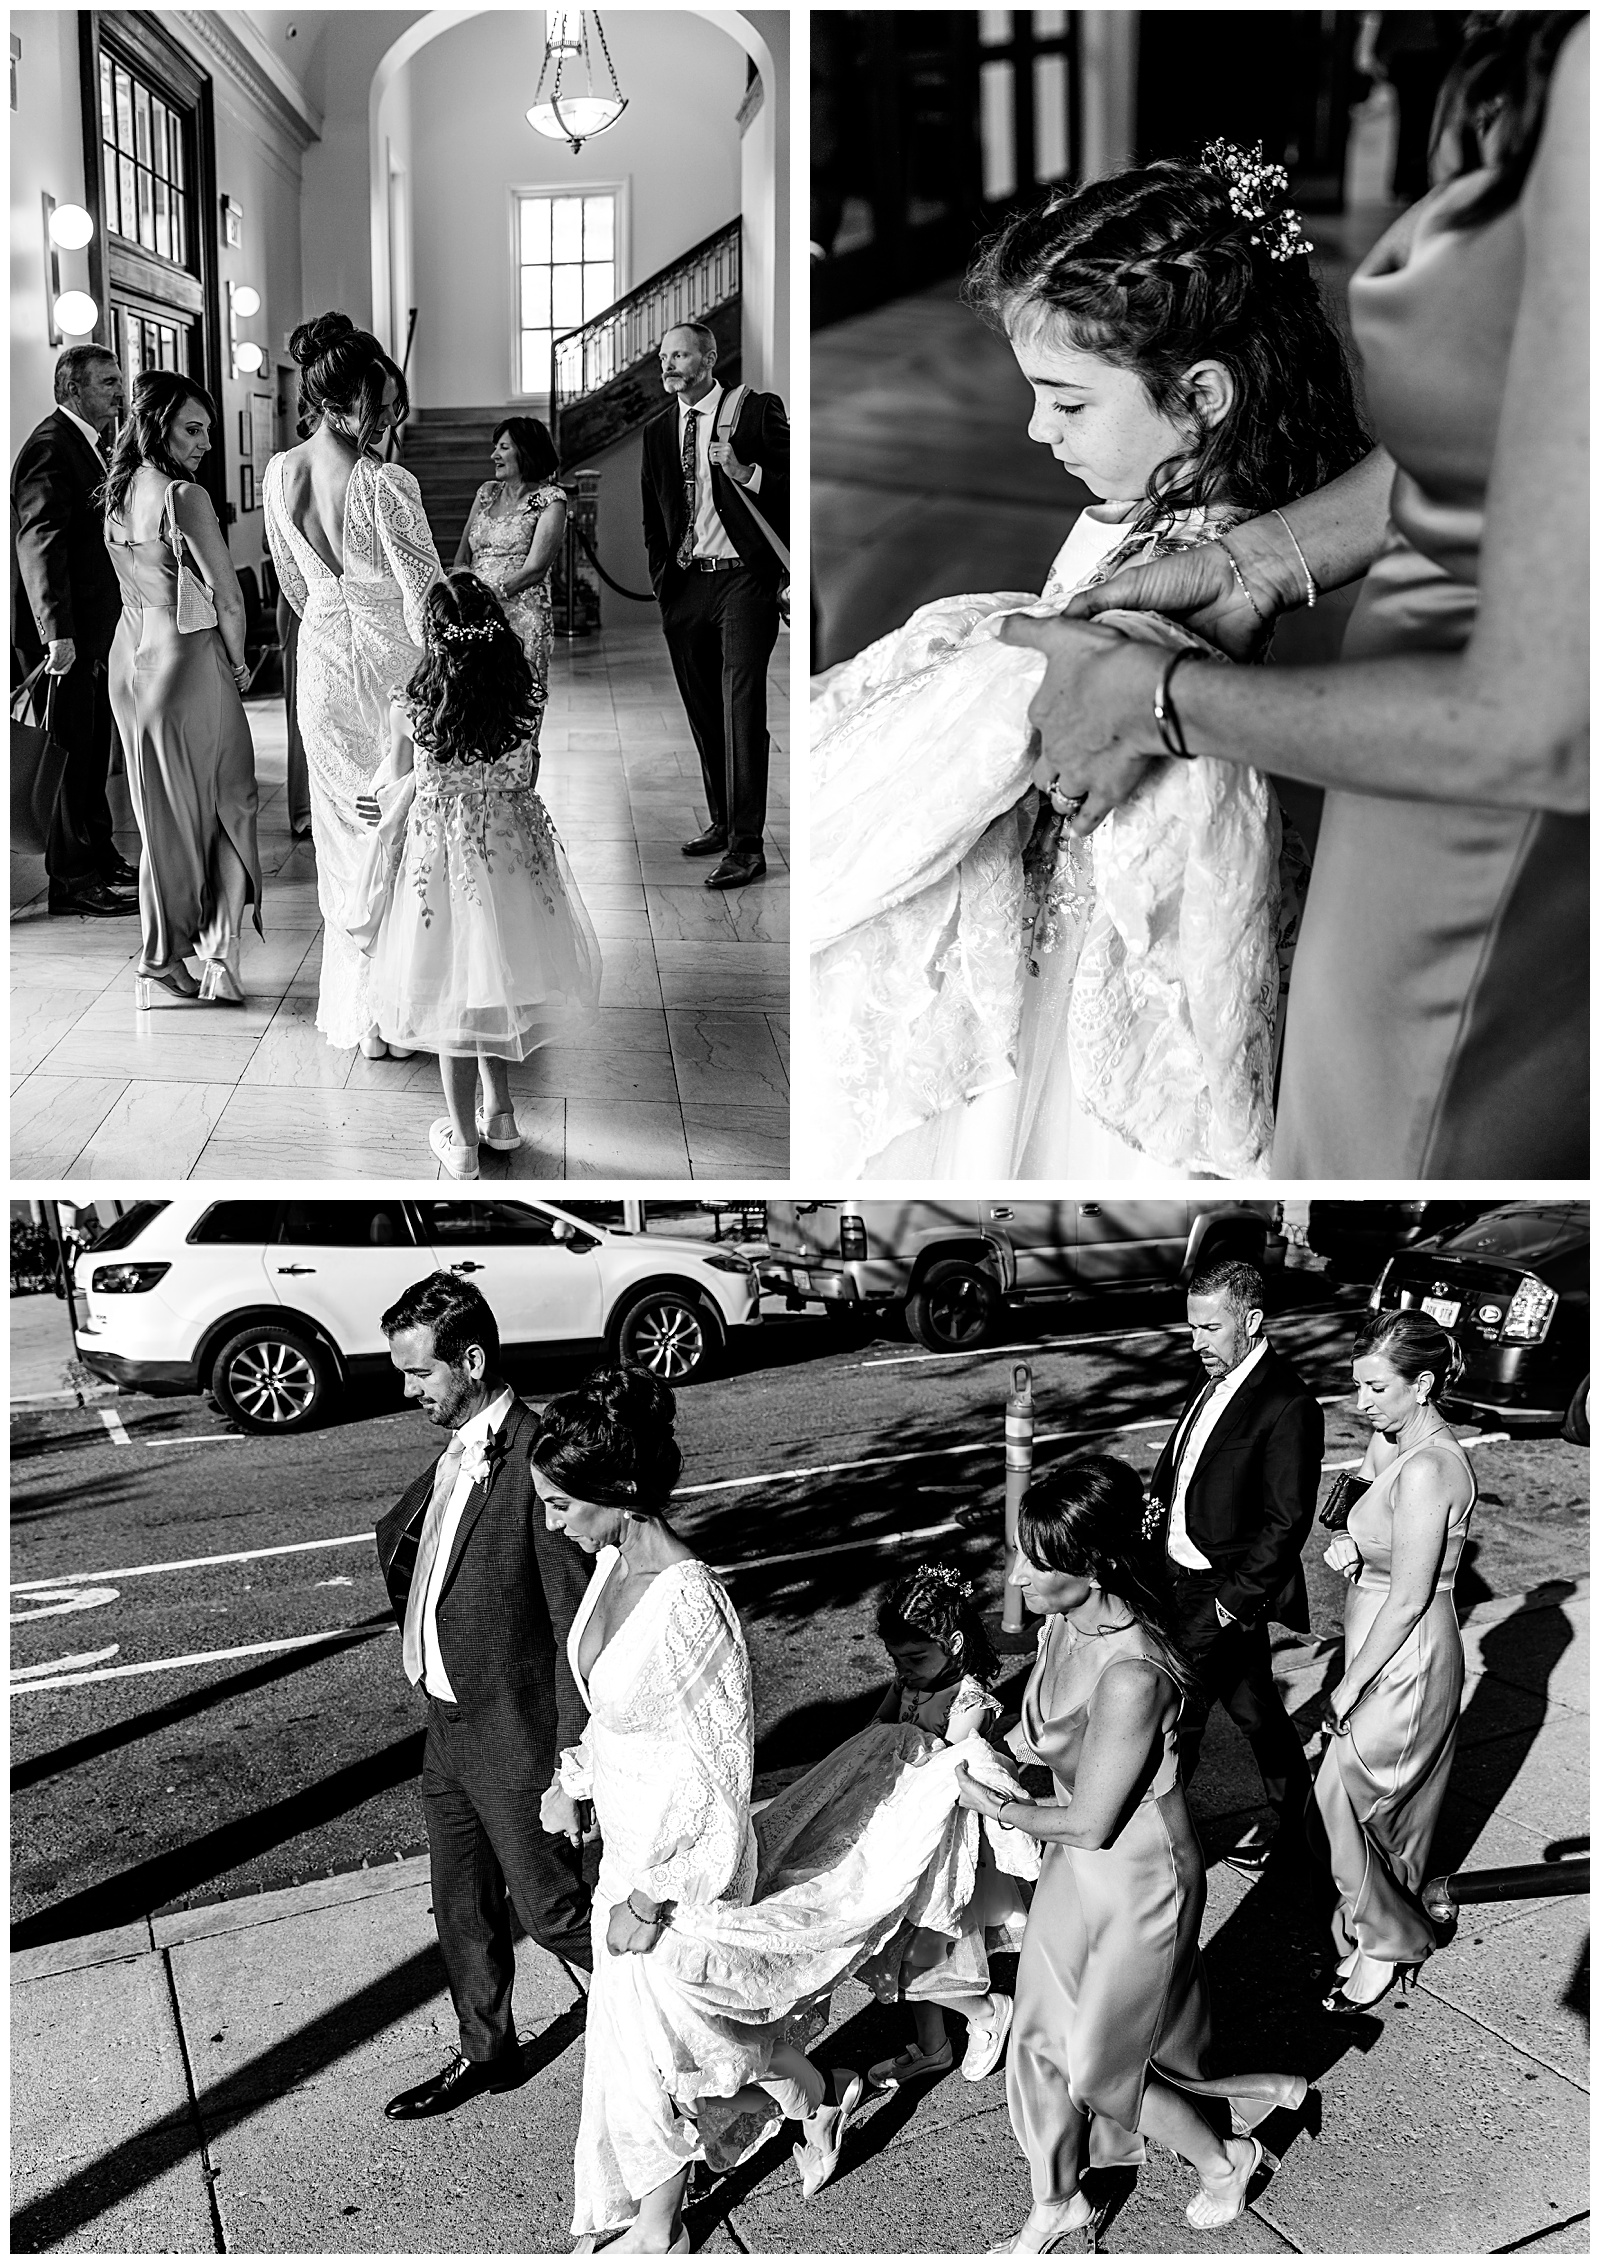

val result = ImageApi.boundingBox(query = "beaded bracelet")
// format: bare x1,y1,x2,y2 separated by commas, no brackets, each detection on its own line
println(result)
1152,651,1193,760
1270,507,1319,609
1216,534,1269,626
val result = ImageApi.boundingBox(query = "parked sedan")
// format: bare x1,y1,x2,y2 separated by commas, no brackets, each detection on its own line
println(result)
73,1196,760,1432
1308,1200,1500,1284
1371,1203,1589,1443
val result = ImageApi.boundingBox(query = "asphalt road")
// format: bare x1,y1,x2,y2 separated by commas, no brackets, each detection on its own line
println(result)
11,1280,1589,1947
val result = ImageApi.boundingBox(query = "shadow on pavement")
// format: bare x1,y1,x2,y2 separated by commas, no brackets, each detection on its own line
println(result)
1431,1580,1577,1876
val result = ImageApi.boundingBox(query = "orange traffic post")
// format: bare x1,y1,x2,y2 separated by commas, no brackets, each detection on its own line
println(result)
1002,1362,1034,1634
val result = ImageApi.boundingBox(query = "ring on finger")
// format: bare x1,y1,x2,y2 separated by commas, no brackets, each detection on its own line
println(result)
1047,780,1087,816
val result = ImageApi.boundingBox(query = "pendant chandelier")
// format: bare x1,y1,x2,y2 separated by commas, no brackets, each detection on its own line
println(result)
527,10,628,155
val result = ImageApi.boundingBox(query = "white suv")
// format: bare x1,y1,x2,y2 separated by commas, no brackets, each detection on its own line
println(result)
73,1196,760,1433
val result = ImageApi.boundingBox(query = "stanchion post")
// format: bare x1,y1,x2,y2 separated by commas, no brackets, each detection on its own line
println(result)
1002,1362,1033,1634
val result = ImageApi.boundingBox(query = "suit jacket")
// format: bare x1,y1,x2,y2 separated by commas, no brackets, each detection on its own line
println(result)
641,388,789,598
11,409,122,665
375,1395,590,1780
1147,1343,1323,1631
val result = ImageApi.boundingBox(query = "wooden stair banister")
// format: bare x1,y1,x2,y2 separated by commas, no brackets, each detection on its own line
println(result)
554,216,741,466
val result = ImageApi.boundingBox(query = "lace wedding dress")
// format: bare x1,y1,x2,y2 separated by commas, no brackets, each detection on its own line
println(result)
561,1550,1035,2240
806,505,1288,1179
262,453,442,1047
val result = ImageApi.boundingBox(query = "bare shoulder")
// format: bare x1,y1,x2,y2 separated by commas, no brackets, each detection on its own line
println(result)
1092,1653,1167,1725
1395,1438,1470,1509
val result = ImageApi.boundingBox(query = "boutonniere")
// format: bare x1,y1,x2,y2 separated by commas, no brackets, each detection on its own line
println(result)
1140,1491,1165,1542
462,1430,509,1491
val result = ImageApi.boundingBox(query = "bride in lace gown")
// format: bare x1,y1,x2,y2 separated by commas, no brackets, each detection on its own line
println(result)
806,151,1371,1178
530,1372,1037,2252
262,314,443,1054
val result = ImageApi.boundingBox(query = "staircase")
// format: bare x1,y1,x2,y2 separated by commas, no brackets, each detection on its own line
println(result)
554,217,741,467
395,409,500,564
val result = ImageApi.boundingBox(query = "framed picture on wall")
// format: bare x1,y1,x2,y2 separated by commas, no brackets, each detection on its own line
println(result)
240,462,256,513
251,392,275,465
239,409,253,458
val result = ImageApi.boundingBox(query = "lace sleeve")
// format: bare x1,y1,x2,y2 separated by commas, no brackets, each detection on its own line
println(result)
262,459,307,618
372,464,444,643
637,1569,755,1908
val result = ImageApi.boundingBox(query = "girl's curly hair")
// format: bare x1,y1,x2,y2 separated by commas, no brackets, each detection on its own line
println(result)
405,572,541,767
963,156,1371,521
877,1560,1000,1689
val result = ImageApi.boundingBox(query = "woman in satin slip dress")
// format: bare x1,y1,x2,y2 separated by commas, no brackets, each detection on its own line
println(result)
1317,1311,1476,2015
956,1459,1305,2252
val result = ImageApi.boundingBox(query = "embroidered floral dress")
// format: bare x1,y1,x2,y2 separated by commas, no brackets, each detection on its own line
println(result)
461,479,561,695
262,453,443,1047
358,725,600,1059
806,503,1298,1179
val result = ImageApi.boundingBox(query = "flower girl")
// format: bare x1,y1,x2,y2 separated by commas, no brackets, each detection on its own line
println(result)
354,571,600,1177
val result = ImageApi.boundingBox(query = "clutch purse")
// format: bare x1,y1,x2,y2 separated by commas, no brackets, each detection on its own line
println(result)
165,481,218,634
10,658,70,857
1319,1471,1370,1533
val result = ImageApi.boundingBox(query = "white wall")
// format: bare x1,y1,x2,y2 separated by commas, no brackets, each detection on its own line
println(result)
9,11,91,455
299,10,423,332
400,10,746,411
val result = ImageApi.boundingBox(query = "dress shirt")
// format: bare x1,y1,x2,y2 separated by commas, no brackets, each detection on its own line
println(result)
678,380,762,562
418,1385,515,1701
59,405,108,464
1167,1337,1270,1572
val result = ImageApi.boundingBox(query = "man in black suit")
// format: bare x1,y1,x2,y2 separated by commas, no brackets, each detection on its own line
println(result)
375,1273,593,2120
11,344,137,916
642,321,788,890
1147,1258,1322,1873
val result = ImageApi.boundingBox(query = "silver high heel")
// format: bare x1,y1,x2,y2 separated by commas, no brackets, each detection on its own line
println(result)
135,965,201,1009
197,935,244,1005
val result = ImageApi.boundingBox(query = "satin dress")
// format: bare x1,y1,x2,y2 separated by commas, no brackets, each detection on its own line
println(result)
106,495,262,978
1314,1432,1476,1967
1008,1614,1293,2199
1274,142,1588,1174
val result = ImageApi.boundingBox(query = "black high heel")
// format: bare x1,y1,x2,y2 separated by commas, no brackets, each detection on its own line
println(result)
1321,1955,1421,2014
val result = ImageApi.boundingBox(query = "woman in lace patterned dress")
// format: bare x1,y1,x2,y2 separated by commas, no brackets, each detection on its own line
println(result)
454,416,566,699
262,313,444,1058
805,151,1370,1178
354,573,600,1179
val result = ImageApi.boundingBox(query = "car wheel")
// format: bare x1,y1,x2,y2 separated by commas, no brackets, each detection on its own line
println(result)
905,1258,1001,1354
210,1322,338,1435
611,1290,719,1385
1561,1375,1590,1447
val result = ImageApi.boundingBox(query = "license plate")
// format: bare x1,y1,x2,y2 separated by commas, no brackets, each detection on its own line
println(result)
1421,1295,1461,1328
791,1269,812,1295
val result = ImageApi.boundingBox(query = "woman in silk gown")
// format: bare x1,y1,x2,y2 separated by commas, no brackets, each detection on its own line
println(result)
262,313,443,1055
1316,1313,1477,2014
102,374,261,1007
1020,16,1588,1175
454,415,566,697
530,1371,1040,2251
955,1460,1305,2252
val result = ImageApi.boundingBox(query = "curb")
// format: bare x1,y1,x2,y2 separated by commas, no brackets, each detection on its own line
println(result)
11,1384,119,1412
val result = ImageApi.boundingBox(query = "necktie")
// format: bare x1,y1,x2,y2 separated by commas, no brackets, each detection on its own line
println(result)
676,408,698,568
401,1431,467,1686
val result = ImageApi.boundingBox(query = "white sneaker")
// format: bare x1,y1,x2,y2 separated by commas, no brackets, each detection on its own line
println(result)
476,1106,523,1153
429,1119,480,1179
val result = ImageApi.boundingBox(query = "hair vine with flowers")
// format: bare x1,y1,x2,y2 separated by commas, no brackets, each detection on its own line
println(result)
919,1562,976,1601
435,618,497,646
1198,138,1311,263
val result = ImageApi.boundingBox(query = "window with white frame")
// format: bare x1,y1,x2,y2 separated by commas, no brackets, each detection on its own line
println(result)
514,186,622,398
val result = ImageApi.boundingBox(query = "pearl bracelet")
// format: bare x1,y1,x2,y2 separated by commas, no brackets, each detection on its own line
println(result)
1270,508,1318,609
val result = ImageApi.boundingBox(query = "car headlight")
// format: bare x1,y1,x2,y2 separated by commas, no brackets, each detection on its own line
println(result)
89,1262,171,1294
1501,1276,1558,1343
702,1253,754,1276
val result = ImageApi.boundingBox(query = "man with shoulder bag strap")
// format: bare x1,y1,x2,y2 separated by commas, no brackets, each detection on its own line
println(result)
642,323,789,890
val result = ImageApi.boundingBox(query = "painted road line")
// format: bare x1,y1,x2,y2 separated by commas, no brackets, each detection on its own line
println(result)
10,1644,119,1680
10,1532,375,1593
715,1521,964,1579
99,1407,132,1447
9,1624,392,1696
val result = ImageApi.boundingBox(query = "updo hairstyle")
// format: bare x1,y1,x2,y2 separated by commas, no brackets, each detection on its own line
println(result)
530,1366,683,1515
290,312,409,452
1353,1310,1465,1400
963,157,1371,519
1018,1455,1197,1693
101,371,218,522
878,1560,1000,1687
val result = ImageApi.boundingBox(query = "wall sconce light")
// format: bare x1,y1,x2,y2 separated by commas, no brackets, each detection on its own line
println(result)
527,9,627,154
227,279,264,375
43,191,98,345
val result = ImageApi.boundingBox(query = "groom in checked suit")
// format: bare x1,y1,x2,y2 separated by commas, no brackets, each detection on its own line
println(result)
375,1273,592,2120
642,321,788,890
1147,1259,1322,1873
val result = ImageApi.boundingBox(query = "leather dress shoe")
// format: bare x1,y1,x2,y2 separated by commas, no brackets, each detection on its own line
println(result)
100,854,140,888
681,825,729,858
48,879,137,918
385,2045,523,2121
705,850,766,890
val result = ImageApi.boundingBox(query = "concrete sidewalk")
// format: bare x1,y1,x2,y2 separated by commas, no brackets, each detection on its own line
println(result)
8,1292,114,1412
12,1584,1589,2255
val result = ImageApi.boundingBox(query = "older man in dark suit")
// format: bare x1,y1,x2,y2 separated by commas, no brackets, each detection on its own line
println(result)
375,1272,593,2120
641,320,788,891
11,343,136,915
1147,1258,1322,1873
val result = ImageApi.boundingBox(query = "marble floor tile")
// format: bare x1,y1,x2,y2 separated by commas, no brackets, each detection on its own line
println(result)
12,1075,130,1176
565,1099,691,1179
506,1043,682,1106
71,1080,239,1178
681,1106,790,1178
12,987,115,1078
194,1084,451,1177
644,886,738,944
666,1012,788,1111
654,942,788,1011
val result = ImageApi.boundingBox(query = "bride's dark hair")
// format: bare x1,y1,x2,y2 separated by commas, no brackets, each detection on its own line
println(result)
1018,1455,1198,1698
963,157,1370,521
1432,12,1585,230
290,311,408,453
405,572,542,767
529,1366,683,1515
